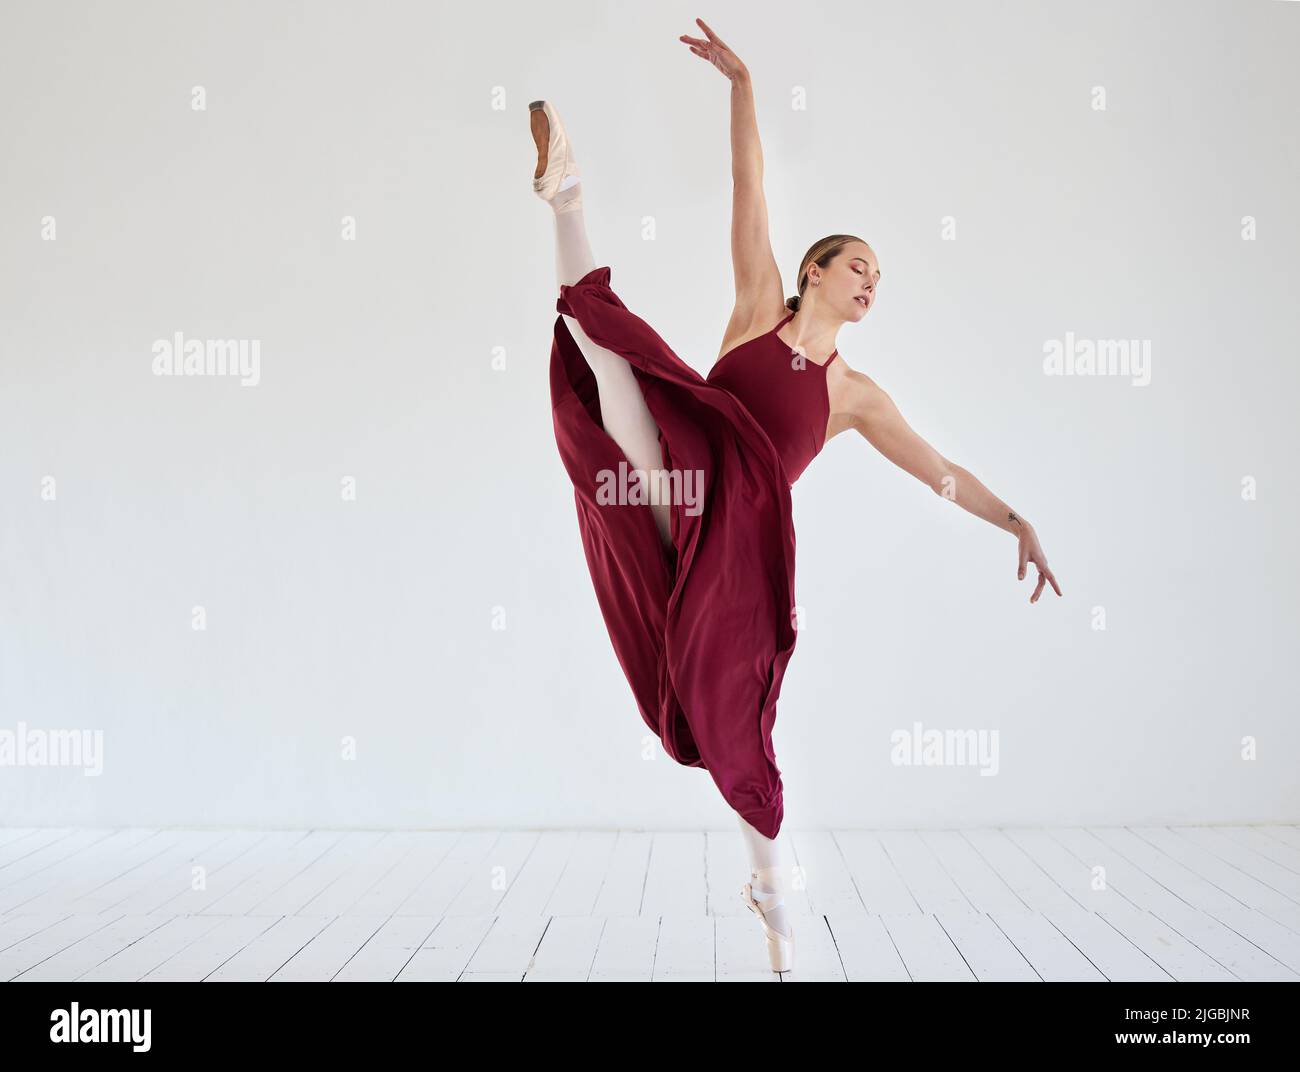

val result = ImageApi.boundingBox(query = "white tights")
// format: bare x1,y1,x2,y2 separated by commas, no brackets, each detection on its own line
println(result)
551,184,673,548
736,813,793,938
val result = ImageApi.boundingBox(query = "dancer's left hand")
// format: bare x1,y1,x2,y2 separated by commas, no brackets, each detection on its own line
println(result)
1016,521,1062,603
679,17,749,82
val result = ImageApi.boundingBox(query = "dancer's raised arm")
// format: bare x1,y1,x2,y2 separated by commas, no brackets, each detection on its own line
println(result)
679,19,784,355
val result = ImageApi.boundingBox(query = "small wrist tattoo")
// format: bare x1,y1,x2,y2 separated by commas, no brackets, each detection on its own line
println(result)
1008,511,1022,528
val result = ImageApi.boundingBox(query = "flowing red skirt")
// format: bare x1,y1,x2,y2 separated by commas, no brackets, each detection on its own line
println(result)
549,265,797,839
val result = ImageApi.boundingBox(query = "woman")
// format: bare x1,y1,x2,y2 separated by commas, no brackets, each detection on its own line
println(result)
533,18,1061,975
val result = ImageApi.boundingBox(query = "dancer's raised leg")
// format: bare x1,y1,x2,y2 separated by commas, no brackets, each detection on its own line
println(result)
532,101,673,548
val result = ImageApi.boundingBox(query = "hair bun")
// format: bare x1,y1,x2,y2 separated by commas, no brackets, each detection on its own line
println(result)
785,295,801,312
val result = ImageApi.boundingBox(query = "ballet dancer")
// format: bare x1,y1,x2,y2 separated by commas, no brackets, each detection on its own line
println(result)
532,17,1062,976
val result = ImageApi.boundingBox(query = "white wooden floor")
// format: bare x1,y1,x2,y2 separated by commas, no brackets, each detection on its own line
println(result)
1,826,1298,982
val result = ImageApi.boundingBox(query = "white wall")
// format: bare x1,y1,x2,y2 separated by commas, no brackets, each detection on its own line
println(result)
1,0,1296,830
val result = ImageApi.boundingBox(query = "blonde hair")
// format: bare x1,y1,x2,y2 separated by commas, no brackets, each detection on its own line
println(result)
786,234,869,312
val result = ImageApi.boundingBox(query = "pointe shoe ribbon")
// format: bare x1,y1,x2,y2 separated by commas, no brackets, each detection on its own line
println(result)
741,880,795,973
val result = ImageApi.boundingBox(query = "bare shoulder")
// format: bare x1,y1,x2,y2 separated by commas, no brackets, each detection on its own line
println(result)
827,358,893,433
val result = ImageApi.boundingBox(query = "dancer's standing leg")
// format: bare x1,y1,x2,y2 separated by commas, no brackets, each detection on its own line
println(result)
737,813,792,939
543,158,673,548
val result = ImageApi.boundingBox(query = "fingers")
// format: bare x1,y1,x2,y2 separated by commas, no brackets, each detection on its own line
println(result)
1030,550,1063,598
678,34,715,64
696,17,729,48
1044,566,1062,597
1026,557,1062,603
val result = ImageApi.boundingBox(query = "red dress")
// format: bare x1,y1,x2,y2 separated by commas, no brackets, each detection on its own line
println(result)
550,265,837,839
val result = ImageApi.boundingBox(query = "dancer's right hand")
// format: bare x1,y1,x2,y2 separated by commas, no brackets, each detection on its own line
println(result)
679,17,749,83
1016,522,1062,604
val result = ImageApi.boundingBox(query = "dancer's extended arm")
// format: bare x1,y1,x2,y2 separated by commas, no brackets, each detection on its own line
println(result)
842,370,1063,603
679,19,784,353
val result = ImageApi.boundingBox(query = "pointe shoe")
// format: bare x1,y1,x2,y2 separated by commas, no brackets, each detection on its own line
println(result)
741,879,795,974
529,99,581,211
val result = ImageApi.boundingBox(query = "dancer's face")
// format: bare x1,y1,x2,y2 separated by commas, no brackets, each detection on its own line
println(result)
813,243,880,322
